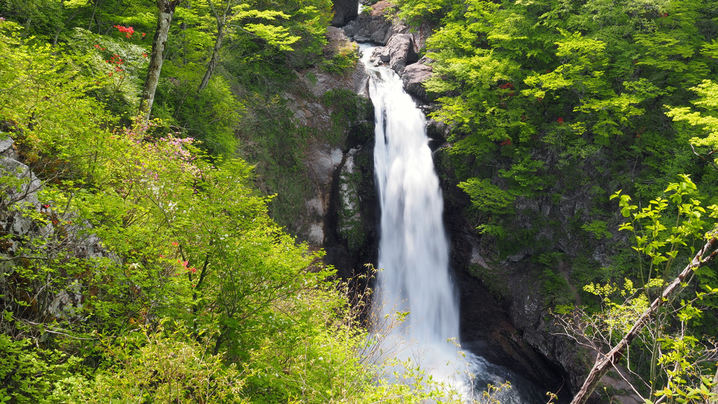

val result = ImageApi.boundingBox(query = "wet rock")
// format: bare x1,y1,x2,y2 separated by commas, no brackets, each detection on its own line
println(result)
374,46,390,63
344,1,395,44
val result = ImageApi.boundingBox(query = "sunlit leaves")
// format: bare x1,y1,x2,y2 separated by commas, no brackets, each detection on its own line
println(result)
457,178,516,215
666,80,718,162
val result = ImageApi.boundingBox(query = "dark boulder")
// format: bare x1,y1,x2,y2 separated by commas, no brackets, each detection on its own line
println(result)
386,33,419,74
402,61,432,101
331,0,359,26
343,1,396,44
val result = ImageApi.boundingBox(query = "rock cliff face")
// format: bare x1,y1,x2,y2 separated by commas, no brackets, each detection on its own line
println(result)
331,0,359,26
282,27,378,280
437,147,640,403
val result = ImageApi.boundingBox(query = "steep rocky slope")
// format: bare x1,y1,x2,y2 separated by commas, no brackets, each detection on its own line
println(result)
320,2,643,402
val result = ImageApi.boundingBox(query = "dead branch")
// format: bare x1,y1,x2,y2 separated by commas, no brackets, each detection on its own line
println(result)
570,233,718,404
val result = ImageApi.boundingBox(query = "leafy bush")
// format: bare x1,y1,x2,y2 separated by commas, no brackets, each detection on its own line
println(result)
154,71,241,157
0,335,83,404
75,326,246,404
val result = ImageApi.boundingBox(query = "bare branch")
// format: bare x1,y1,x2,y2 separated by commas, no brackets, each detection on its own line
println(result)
570,233,718,404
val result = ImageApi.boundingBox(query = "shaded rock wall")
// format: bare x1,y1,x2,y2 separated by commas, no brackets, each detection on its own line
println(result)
283,27,377,280
332,0,359,26
436,145,629,403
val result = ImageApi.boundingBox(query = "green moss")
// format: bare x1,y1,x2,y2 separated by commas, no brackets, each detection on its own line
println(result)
321,89,374,146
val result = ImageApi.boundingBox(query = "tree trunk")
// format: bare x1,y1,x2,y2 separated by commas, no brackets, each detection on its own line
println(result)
198,24,225,91
570,234,718,404
198,0,232,92
139,0,181,123
87,0,100,31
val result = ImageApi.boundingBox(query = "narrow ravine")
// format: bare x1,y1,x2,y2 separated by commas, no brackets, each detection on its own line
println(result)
364,42,463,380
361,44,544,403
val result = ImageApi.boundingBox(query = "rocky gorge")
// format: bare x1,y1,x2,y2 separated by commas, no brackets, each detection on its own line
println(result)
0,2,637,401
289,1,646,402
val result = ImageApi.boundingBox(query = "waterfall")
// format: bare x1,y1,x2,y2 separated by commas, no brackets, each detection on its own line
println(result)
362,43,466,391
361,45,545,403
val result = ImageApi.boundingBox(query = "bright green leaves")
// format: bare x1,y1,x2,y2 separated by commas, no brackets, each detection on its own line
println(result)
413,0,718,223
457,178,515,215
524,30,646,143
611,175,710,284
633,0,710,87
524,30,609,99
394,0,458,23
701,39,718,59
653,332,718,403
242,22,300,51
666,80,718,163
562,176,718,404
73,325,247,403
583,279,649,335
0,335,83,404
0,21,118,183
231,5,300,51
68,28,150,116
582,220,613,240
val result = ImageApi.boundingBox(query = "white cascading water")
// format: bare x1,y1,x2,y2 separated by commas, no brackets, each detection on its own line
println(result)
362,45,543,403
362,44,467,392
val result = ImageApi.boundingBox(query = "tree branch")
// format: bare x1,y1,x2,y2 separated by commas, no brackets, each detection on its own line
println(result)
570,232,718,404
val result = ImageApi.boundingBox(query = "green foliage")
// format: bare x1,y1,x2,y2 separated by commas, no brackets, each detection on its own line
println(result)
236,94,312,230
582,220,613,240
557,178,718,402
321,89,374,145
401,0,718,396
67,28,150,118
0,15,464,404
405,0,718,260
154,73,242,157
0,335,83,404
611,175,711,286
395,0,459,24
322,41,359,74
667,79,718,163
232,5,300,51
0,0,66,39
74,325,246,403
457,178,515,215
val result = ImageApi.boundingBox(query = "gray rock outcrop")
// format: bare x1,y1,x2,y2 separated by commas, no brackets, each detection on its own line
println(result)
0,137,50,255
332,0,359,26
344,14,393,44
0,135,109,326
343,1,435,103
384,33,419,74
402,57,433,101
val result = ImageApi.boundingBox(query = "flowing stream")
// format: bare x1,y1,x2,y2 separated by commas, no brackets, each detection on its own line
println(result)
361,44,544,403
